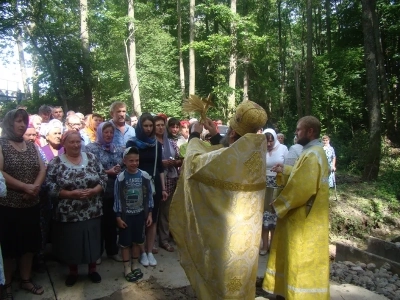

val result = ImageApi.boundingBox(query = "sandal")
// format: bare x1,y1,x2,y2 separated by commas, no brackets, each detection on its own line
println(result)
19,279,44,296
124,269,143,282
152,246,159,254
259,249,268,256
161,243,174,252
1,282,13,300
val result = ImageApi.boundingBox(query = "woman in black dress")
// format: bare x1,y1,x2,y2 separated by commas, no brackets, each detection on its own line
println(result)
126,113,167,267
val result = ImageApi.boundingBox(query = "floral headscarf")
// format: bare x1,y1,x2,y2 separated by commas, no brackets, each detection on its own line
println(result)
0,109,29,142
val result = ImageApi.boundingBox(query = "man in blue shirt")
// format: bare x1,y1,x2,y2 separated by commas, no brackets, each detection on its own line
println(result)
109,102,136,147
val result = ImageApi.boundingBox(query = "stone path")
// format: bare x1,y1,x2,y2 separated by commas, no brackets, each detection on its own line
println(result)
9,249,387,300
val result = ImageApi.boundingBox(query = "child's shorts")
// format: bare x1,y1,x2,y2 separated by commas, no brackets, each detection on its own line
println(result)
118,211,146,247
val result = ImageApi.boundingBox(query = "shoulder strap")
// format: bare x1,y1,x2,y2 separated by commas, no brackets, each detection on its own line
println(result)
153,141,157,177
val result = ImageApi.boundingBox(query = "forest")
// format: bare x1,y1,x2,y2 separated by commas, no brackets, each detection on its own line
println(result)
0,0,399,181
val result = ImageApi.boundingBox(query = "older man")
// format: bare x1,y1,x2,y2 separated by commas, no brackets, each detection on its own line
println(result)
170,101,268,300
109,102,135,147
65,115,82,131
262,116,330,300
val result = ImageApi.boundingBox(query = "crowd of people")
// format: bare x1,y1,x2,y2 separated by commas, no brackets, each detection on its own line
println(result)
0,100,336,300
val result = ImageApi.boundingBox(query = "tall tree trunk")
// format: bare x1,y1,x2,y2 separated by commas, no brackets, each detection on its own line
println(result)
294,61,303,117
31,52,40,102
278,0,285,117
305,0,313,115
189,0,195,95
243,56,249,102
177,0,186,102
228,0,237,112
80,0,92,113
326,0,331,53
126,0,141,115
15,27,31,100
372,5,392,143
361,0,381,181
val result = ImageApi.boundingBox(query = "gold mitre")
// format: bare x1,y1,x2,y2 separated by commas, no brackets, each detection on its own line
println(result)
229,101,268,136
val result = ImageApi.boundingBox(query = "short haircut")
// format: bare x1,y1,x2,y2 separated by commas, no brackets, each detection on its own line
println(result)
277,133,285,138
110,101,126,113
154,116,166,124
52,106,63,111
168,117,180,127
298,116,321,138
322,135,330,140
38,105,52,115
66,114,81,124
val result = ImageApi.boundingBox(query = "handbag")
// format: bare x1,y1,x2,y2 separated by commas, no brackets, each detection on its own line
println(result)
150,141,157,195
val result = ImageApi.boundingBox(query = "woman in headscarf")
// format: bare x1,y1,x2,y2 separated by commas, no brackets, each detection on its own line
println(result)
46,130,107,287
0,109,46,298
85,122,124,262
158,117,182,252
40,119,64,165
259,128,288,256
126,113,168,267
81,113,103,145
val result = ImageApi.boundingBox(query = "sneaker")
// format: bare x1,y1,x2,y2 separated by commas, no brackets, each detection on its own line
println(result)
96,258,102,265
108,254,123,262
140,253,149,267
147,252,157,266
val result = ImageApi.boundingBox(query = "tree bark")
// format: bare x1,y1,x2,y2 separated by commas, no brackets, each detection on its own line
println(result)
177,0,186,102
15,26,31,101
326,0,332,53
127,0,141,116
243,56,249,102
80,0,92,113
228,0,237,113
361,0,381,181
189,0,195,95
278,0,285,117
305,0,313,115
294,61,303,118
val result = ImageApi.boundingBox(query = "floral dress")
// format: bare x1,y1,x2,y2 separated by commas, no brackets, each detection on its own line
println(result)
323,145,336,188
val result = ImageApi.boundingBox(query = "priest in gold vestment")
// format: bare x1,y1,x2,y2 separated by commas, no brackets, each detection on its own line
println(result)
262,116,330,300
170,101,268,300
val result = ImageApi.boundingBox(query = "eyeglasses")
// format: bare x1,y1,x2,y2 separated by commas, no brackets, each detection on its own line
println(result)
68,123,81,127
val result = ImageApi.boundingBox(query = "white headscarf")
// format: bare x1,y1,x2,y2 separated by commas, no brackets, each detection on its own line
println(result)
262,128,280,150
40,119,63,137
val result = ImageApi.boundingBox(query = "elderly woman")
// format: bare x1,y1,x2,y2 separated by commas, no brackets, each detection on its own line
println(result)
85,122,124,262
0,109,46,298
46,130,107,287
23,125,38,144
158,117,182,252
29,114,42,146
81,113,103,145
126,113,167,267
260,128,288,256
322,135,336,188
41,119,64,165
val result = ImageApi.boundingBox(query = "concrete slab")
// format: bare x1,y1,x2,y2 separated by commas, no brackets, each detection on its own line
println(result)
10,249,387,300
336,241,400,274
367,236,400,263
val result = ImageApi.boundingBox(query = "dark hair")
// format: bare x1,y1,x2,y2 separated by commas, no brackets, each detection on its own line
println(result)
154,116,166,124
125,114,131,122
38,105,52,114
139,113,155,137
168,117,180,128
265,132,274,141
